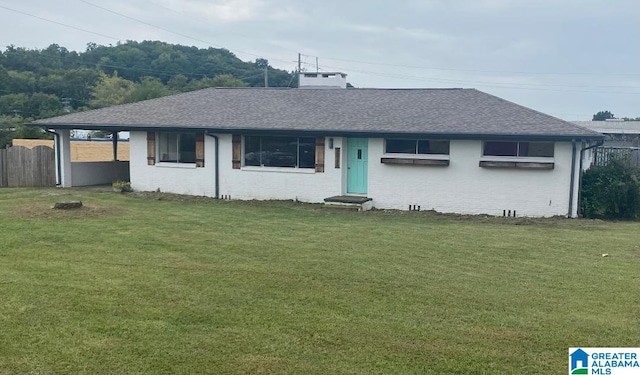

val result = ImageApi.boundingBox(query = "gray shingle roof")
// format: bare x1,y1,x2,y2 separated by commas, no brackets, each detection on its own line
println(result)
573,121,640,135
32,87,602,139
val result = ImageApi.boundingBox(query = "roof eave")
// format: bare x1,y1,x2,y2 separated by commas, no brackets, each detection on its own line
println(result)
29,122,604,141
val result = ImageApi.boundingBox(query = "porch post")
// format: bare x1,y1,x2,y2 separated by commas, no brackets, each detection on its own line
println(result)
112,131,118,161
57,129,72,187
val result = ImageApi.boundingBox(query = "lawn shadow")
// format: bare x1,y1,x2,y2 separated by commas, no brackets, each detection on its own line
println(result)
12,202,126,220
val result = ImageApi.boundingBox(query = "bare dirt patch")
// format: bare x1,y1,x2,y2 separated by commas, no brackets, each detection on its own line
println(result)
12,202,125,220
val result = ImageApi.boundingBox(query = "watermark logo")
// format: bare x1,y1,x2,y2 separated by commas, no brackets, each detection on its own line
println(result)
569,348,640,375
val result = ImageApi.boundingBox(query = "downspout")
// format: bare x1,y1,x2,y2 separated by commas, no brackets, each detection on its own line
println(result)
577,139,604,217
568,140,577,218
45,128,61,186
112,131,118,161
204,132,219,199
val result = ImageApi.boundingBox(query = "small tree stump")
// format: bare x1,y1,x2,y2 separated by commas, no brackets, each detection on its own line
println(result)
53,201,83,210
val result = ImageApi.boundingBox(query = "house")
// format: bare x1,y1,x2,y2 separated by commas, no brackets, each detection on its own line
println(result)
30,73,602,217
574,120,640,167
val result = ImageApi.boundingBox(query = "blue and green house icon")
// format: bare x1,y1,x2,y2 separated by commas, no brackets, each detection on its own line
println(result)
570,349,589,375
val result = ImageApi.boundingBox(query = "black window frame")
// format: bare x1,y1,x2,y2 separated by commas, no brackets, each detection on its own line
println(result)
244,135,316,169
483,141,554,157
158,132,196,164
385,139,450,155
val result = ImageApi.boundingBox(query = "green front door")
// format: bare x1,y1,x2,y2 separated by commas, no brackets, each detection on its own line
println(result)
347,138,368,194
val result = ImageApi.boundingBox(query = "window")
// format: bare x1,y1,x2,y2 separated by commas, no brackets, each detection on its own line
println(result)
483,141,554,157
385,139,450,155
158,132,196,163
244,136,315,168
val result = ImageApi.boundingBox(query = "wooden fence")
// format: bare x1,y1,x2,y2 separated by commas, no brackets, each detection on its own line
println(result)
0,145,56,188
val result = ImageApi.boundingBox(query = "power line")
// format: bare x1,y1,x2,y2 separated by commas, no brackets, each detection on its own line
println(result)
313,54,640,78
140,0,302,56
0,4,122,42
73,0,640,94
2,4,637,95
78,0,295,67
310,62,640,95
129,0,640,79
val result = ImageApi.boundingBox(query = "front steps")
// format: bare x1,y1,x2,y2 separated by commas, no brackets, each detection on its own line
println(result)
323,195,373,211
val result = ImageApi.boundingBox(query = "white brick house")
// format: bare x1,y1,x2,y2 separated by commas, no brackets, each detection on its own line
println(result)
32,80,602,217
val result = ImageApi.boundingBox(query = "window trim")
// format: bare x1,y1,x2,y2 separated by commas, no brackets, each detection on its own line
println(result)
384,138,450,156
480,141,555,169
382,138,451,166
242,135,317,170
157,132,197,165
482,141,555,158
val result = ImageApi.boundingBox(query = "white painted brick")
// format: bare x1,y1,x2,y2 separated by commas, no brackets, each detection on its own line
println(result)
368,139,579,217
130,132,580,217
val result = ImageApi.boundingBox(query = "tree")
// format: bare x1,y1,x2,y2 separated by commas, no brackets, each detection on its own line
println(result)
209,74,247,88
127,76,174,102
14,121,51,140
90,72,135,108
255,58,269,70
0,115,23,148
167,74,190,92
593,110,615,121
26,93,64,118
186,74,247,90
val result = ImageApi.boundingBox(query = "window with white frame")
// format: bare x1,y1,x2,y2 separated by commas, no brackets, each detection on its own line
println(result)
483,141,554,157
385,139,450,155
244,135,315,168
158,132,196,163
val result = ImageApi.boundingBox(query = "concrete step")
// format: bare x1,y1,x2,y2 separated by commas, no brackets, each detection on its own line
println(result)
323,195,373,211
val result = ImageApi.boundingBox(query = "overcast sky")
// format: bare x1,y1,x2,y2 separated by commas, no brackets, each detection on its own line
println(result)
0,0,638,120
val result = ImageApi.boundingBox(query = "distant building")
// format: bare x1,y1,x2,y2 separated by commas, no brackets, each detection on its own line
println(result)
574,120,640,166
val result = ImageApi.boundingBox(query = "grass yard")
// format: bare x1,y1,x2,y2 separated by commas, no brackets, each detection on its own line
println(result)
0,188,638,374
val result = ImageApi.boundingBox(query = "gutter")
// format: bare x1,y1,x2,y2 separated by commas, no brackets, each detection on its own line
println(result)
45,128,61,186
568,140,577,218
577,139,604,217
26,122,604,142
204,132,219,199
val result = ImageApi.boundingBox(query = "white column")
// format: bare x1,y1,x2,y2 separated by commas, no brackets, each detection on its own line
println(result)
56,129,73,187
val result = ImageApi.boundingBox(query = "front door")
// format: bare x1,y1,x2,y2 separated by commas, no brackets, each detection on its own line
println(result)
347,138,368,194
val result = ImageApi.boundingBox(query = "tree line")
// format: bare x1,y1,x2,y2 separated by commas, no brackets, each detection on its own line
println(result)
0,41,295,147
592,110,640,121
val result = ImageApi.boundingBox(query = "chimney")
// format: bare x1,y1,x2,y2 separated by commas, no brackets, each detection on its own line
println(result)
298,72,348,89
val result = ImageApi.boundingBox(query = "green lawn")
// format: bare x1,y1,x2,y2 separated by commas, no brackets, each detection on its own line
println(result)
0,188,638,374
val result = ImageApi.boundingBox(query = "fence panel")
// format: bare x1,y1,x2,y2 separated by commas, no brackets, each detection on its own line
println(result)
0,145,55,187
593,147,640,167
0,148,7,188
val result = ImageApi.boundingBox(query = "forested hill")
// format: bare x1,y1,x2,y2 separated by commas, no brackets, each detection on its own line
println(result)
0,40,295,146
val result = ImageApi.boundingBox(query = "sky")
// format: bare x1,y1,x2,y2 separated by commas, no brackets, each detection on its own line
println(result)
0,0,638,121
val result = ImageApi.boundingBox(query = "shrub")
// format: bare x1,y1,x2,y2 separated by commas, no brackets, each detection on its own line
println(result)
112,180,132,192
581,157,640,219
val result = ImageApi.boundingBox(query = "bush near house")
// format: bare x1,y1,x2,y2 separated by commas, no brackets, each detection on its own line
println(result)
581,157,640,219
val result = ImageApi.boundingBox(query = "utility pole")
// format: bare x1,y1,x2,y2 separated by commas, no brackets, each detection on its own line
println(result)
264,67,268,88
61,97,71,113
316,57,319,73
297,53,302,88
